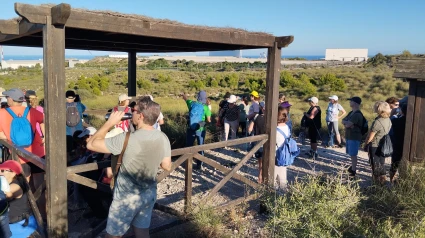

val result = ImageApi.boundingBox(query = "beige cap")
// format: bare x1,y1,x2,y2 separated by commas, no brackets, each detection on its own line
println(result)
308,97,319,104
118,94,132,102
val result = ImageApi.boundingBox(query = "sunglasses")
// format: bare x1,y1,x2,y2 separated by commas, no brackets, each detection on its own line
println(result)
0,169,12,173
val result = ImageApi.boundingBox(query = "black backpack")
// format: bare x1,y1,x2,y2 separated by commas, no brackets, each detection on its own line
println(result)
66,102,80,127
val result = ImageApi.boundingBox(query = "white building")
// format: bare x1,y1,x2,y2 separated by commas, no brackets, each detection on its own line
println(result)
209,50,242,58
108,55,128,58
325,49,368,62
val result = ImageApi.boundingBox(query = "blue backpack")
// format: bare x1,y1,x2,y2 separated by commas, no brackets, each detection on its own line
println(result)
6,107,34,147
189,102,204,130
275,128,300,166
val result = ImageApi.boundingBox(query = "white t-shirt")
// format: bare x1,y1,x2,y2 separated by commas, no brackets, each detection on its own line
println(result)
276,124,290,149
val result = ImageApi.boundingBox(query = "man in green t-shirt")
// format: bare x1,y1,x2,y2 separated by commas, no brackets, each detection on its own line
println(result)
342,96,363,177
182,90,211,170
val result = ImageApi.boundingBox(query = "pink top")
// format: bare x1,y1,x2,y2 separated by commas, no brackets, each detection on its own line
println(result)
35,106,44,137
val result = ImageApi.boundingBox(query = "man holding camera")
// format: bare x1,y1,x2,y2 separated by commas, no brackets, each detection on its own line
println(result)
87,97,172,238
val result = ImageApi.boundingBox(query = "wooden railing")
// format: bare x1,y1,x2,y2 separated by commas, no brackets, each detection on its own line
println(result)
0,139,46,237
1,133,268,235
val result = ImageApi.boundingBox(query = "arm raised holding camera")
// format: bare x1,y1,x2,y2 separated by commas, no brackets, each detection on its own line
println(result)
87,111,125,153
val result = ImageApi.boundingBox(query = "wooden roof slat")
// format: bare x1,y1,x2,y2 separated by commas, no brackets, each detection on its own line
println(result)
0,20,19,34
394,58,425,80
276,36,294,48
13,3,277,48
51,3,71,26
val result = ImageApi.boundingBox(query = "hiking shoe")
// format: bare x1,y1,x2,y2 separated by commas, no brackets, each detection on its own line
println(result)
347,166,356,176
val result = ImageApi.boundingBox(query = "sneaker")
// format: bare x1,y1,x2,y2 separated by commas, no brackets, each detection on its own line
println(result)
347,166,356,176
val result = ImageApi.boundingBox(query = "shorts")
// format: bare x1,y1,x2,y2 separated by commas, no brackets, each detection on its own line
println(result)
106,187,157,236
346,140,360,156
308,126,318,143
22,161,45,176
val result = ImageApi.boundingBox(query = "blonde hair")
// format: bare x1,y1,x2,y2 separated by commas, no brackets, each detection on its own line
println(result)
374,101,391,118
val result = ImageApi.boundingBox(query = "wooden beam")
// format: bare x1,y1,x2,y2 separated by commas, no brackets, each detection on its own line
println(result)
0,139,46,170
67,173,111,194
67,160,111,174
128,51,137,97
202,139,267,203
262,42,281,187
184,156,193,214
15,3,50,23
394,58,425,80
171,134,268,156
217,193,258,210
43,16,68,237
193,153,260,189
13,3,276,47
51,4,71,26
156,154,191,183
0,20,19,35
275,36,294,48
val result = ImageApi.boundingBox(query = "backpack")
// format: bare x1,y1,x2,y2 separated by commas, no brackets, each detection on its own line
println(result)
66,102,80,127
354,111,369,136
275,128,300,166
113,106,131,131
375,120,393,157
6,107,34,147
189,102,204,130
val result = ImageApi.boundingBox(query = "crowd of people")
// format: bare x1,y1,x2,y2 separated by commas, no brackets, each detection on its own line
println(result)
0,86,409,237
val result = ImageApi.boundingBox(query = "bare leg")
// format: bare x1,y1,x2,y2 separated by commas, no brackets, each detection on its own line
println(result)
106,234,121,238
133,226,150,238
311,143,317,151
336,134,342,145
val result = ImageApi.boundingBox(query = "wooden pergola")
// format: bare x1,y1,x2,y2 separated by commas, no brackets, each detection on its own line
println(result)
0,3,293,236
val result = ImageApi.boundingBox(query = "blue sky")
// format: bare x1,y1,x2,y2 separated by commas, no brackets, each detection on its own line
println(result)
1,0,424,56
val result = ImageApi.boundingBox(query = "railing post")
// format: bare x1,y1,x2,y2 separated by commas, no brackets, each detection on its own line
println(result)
184,155,193,214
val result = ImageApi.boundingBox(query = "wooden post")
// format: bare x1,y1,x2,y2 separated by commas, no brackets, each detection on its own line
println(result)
184,156,193,213
43,15,68,237
262,42,281,187
128,51,137,96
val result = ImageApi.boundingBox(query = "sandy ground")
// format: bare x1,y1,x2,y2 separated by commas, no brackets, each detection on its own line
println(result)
91,137,390,237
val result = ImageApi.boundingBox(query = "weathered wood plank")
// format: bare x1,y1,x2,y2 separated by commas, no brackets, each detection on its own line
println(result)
184,156,193,214
0,139,46,170
15,3,50,23
67,173,112,194
394,58,425,80
193,153,260,190
203,139,267,202
403,80,416,163
275,36,294,48
0,20,19,34
51,4,71,26
43,16,68,237
171,134,268,156
128,51,137,97
14,3,276,47
67,160,111,174
157,154,191,183
262,42,281,187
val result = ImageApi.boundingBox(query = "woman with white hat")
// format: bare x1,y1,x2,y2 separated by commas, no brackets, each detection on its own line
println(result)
220,95,240,141
326,95,346,148
304,97,322,159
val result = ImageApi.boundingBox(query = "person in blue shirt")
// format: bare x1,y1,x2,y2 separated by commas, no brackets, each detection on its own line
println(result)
65,90,86,155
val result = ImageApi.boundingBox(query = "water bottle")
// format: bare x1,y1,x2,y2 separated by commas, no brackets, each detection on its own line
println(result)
0,176,10,193
105,112,133,121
